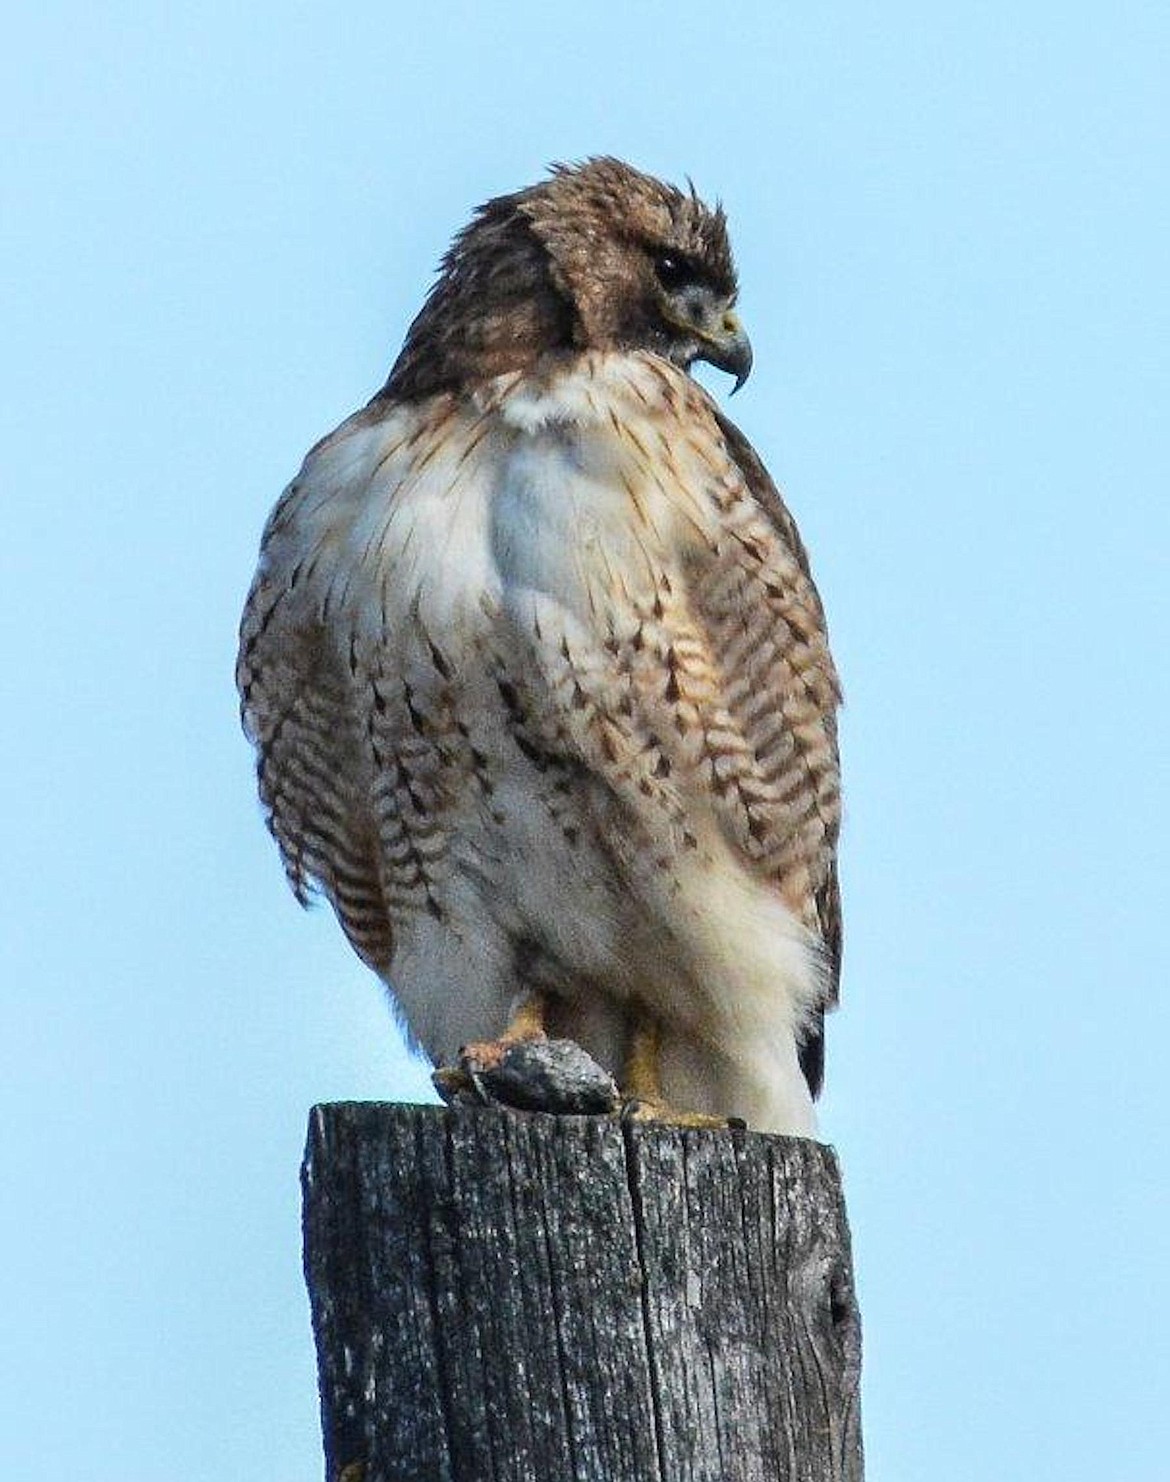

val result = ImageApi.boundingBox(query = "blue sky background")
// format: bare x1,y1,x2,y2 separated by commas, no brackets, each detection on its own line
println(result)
4,4,1168,1478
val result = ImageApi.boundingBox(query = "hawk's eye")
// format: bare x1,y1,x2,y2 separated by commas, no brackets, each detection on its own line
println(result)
653,253,691,290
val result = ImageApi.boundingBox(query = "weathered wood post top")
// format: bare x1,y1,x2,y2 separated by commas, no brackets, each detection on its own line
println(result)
303,1102,862,1482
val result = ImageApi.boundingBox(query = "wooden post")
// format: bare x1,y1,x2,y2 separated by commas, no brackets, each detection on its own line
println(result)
303,1103,863,1482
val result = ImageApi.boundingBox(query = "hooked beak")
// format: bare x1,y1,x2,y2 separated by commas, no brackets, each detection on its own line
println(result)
695,308,753,394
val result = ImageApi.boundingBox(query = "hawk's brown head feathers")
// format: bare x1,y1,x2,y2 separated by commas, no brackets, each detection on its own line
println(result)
383,157,750,401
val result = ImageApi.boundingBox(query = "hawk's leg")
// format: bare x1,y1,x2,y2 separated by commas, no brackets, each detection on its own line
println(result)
622,1012,664,1103
433,991,619,1115
621,1011,744,1129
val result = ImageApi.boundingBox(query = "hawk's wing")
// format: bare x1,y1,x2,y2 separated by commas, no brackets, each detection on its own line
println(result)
713,410,843,993
712,410,842,1096
237,557,396,971
236,405,416,976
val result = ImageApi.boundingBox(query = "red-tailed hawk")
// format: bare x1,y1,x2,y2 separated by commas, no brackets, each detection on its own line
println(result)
238,158,842,1134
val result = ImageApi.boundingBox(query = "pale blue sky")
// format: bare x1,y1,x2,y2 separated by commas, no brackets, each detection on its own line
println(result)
3,4,1168,1478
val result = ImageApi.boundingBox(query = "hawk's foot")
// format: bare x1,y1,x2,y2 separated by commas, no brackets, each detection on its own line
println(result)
434,1035,620,1116
620,1096,746,1131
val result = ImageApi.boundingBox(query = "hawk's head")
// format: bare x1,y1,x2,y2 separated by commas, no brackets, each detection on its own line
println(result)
384,158,752,401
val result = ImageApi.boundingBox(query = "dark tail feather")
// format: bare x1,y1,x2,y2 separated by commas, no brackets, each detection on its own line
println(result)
798,1007,826,1099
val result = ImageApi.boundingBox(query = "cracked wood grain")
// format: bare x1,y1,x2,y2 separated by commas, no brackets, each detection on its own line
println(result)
303,1103,862,1482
